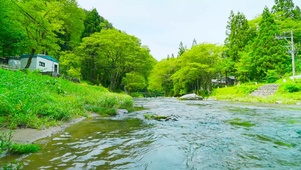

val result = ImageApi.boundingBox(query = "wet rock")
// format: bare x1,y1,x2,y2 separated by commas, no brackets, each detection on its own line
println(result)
116,109,128,115
179,93,203,100
144,114,178,121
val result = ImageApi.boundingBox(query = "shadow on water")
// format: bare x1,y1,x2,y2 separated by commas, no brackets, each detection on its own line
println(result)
1,98,301,169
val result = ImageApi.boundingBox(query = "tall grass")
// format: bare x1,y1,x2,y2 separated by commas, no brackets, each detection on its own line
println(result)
0,68,133,129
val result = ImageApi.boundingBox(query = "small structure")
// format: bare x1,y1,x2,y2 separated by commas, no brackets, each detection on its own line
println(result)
212,76,236,86
20,54,59,76
8,57,21,69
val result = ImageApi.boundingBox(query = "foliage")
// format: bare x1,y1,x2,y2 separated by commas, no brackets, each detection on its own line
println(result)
148,58,178,96
265,70,280,83
56,0,85,51
122,72,147,93
81,8,113,38
78,29,156,91
224,11,252,63
278,80,301,92
177,41,187,57
0,68,133,129
0,0,27,57
172,43,223,96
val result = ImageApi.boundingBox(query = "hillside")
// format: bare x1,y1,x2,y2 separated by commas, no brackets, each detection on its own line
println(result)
0,68,133,129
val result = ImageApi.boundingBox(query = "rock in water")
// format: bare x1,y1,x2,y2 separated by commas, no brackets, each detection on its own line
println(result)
179,93,203,100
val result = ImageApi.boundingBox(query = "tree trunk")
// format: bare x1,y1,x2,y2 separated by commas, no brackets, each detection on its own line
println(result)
25,49,35,69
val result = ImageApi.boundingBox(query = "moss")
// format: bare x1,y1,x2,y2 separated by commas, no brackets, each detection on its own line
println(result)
246,134,294,148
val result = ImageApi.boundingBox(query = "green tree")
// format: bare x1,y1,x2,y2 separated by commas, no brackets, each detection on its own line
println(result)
148,58,178,96
249,7,289,80
12,0,68,68
177,41,187,57
224,11,251,63
122,72,147,93
0,0,27,57
78,29,156,91
191,38,198,48
81,8,113,38
272,0,297,19
172,43,223,95
56,0,85,52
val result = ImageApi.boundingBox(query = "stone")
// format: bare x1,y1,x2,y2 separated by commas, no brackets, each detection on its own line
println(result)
179,93,203,100
250,84,279,97
116,109,128,115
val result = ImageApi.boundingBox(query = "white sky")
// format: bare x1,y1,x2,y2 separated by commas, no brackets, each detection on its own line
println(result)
76,0,301,61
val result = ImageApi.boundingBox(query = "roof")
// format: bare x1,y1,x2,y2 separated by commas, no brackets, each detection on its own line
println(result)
20,54,58,63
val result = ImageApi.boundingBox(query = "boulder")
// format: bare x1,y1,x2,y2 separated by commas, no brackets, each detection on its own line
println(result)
116,109,128,115
179,93,203,100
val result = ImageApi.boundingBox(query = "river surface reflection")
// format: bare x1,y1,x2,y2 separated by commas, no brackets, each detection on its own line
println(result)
8,98,301,169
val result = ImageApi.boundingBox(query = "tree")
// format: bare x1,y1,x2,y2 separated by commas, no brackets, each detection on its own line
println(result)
78,29,156,91
12,0,69,68
249,7,289,80
177,41,186,57
224,11,251,63
272,0,297,19
148,58,178,96
122,72,147,93
81,8,113,38
0,0,27,57
172,43,223,95
191,38,198,48
56,0,85,52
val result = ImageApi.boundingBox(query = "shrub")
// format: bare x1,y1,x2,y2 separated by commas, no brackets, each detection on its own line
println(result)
282,83,301,93
265,70,280,83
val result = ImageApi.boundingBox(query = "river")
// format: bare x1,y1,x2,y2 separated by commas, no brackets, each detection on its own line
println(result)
2,98,301,169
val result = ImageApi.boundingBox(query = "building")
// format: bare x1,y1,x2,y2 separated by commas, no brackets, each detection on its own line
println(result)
20,54,59,75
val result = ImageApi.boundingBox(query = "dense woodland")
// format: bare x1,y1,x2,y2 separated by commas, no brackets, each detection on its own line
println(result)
0,0,301,96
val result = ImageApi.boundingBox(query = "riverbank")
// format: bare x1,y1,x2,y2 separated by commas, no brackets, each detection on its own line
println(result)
0,68,133,129
210,80,301,105
0,113,100,144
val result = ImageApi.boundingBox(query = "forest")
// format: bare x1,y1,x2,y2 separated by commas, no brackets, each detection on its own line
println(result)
1,0,301,96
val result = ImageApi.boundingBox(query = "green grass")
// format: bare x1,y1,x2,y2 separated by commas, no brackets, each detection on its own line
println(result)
210,79,301,104
9,143,40,155
0,68,133,129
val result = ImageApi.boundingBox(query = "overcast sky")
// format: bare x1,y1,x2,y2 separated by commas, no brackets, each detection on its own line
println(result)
77,0,301,61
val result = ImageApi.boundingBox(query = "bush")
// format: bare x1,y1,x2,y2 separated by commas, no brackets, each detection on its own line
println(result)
283,83,301,93
265,70,280,83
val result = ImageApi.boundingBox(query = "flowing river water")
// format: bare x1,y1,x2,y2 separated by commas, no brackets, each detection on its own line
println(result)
2,98,301,169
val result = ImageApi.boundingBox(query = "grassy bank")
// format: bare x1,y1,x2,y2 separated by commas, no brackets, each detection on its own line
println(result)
0,68,133,129
210,79,301,104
